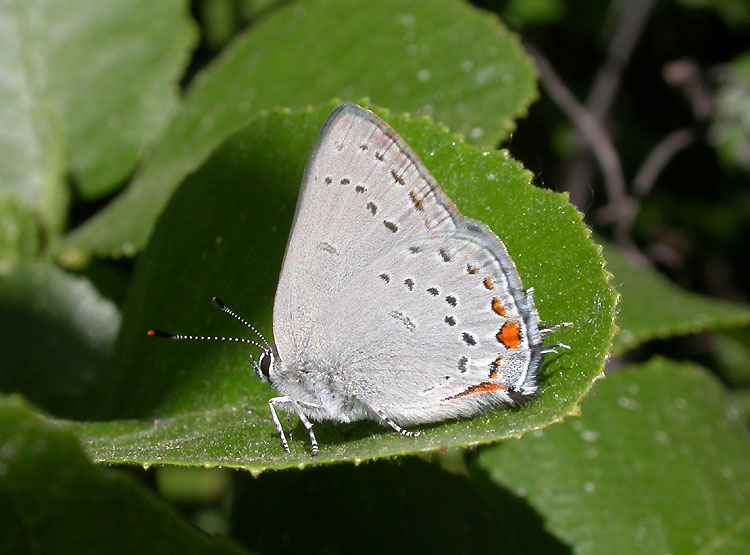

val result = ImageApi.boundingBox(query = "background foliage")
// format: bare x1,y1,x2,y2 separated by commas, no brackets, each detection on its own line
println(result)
1,0,749,552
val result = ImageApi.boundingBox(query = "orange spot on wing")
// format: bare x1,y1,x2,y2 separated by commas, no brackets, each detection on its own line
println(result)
491,298,506,316
489,355,504,379
497,321,522,349
443,382,507,400
483,277,495,290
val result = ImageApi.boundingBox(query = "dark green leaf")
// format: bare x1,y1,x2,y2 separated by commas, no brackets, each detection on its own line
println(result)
71,102,616,471
713,327,750,386
230,458,568,553
60,0,537,257
603,241,750,353
676,0,750,27
0,395,247,554
0,263,120,419
475,357,750,553
0,0,197,201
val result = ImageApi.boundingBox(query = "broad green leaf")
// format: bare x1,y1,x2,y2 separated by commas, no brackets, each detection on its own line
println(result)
0,395,246,554
0,263,120,419
0,0,197,202
603,241,750,353
0,194,39,273
71,102,616,472
59,0,537,258
710,52,750,172
229,458,567,553
475,358,750,554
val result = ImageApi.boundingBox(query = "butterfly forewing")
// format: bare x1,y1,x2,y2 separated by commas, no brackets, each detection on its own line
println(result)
274,105,459,361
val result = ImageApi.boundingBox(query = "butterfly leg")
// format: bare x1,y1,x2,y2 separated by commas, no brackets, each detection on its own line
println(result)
372,408,421,438
527,288,574,352
268,397,291,453
268,397,321,456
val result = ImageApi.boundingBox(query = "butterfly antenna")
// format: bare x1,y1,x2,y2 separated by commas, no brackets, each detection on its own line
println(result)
147,329,265,349
211,297,272,350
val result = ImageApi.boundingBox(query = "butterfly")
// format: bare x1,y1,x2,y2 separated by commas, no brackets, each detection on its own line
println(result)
150,103,570,455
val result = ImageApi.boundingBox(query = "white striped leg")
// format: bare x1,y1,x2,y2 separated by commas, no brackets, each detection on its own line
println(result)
373,408,420,438
268,397,321,456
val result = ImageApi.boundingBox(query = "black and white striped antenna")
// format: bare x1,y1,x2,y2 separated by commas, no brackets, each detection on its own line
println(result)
147,297,270,350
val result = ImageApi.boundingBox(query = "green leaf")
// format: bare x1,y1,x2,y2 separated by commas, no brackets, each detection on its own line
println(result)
475,357,750,554
59,0,537,258
713,327,750,386
0,0,197,201
230,457,567,553
710,51,750,172
0,395,246,554
0,194,40,273
603,241,750,353
71,102,616,472
0,263,121,419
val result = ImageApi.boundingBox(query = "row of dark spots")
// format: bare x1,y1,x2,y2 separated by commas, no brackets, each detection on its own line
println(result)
390,169,405,185
358,142,384,161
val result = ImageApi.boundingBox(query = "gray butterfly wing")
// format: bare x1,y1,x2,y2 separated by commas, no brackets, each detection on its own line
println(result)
274,104,460,361
274,104,543,424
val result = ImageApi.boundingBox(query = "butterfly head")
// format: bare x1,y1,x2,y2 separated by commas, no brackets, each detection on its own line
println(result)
252,344,279,386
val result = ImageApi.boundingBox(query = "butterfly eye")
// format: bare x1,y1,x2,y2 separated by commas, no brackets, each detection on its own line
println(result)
259,351,272,378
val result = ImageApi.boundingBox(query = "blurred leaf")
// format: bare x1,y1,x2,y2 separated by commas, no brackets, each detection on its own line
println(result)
60,0,537,257
475,357,750,554
239,0,283,21
199,0,240,49
0,195,39,273
156,467,232,503
230,457,568,553
713,327,750,386
0,263,120,419
729,388,750,426
603,241,750,353
710,51,750,171
676,0,750,26
71,102,615,472
0,395,247,554
0,0,197,201
500,0,567,29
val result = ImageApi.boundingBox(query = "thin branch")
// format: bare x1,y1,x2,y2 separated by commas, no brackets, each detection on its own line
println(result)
633,128,695,197
525,43,631,209
588,0,658,119
565,0,657,204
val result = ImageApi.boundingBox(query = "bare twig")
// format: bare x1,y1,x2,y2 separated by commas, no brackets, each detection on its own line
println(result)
565,0,657,206
633,128,695,197
526,43,629,201
588,0,658,119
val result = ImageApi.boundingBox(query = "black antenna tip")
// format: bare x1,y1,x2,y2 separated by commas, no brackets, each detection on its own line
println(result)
147,329,174,339
212,297,225,309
